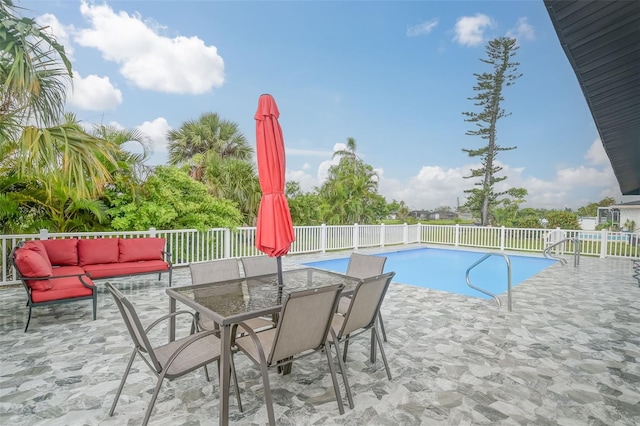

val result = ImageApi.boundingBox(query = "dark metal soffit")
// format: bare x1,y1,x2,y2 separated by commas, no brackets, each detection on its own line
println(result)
544,0,640,195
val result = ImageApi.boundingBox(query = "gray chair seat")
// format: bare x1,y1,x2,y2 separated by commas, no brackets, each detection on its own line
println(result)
153,333,221,377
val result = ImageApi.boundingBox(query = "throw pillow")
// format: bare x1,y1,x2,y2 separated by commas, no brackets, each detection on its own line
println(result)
119,238,166,262
14,249,53,291
41,239,79,266
78,238,120,266
22,240,53,270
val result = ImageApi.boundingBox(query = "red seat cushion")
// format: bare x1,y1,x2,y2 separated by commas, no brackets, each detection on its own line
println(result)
41,239,79,266
78,238,120,266
119,238,165,262
83,260,169,279
21,241,52,269
30,275,95,303
52,266,86,276
14,249,54,291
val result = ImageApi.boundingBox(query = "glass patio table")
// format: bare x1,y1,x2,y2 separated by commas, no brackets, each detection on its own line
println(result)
166,267,360,426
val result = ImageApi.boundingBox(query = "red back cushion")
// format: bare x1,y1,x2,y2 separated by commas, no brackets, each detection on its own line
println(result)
21,240,52,270
14,248,53,291
119,238,165,262
41,239,79,266
78,238,120,266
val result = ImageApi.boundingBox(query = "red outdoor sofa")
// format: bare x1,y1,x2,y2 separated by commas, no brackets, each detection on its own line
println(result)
10,237,172,331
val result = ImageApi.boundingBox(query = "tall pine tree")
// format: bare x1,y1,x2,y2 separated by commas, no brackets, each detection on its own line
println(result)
462,37,525,225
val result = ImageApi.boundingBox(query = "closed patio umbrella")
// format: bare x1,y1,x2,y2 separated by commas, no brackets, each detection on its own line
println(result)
255,94,295,285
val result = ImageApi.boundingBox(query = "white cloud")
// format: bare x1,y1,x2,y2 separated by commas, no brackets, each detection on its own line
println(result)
333,142,347,152
137,117,172,165
555,165,614,187
506,17,535,42
286,169,318,192
380,165,470,210
285,136,626,211
453,14,493,47
35,13,75,60
406,19,439,37
316,157,340,184
74,1,224,94
375,155,622,211
584,138,609,166
67,71,122,110
315,142,350,182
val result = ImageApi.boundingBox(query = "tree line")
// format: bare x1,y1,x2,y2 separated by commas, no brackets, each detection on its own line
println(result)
0,2,393,233
0,1,617,234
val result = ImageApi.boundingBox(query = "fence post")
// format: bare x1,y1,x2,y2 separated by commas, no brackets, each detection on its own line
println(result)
321,223,327,253
39,229,49,241
403,223,409,244
224,228,231,259
600,229,607,258
455,224,460,247
353,223,359,250
149,227,156,238
380,223,385,247
500,226,506,251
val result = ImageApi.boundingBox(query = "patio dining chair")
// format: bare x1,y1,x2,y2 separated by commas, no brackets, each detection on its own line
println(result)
240,255,278,277
328,272,395,409
189,259,274,334
337,253,388,342
105,282,241,426
231,284,346,426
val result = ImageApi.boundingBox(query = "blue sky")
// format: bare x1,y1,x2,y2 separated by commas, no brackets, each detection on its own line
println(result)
20,0,638,210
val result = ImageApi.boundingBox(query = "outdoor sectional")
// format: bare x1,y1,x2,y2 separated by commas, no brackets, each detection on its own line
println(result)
10,237,172,331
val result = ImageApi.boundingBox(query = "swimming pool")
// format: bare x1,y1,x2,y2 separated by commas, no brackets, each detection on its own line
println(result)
304,248,557,299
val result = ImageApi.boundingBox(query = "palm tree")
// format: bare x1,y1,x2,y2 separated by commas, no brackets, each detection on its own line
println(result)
332,137,359,163
320,138,380,224
87,118,152,188
0,0,72,136
10,176,108,232
167,112,252,167
167,112,260,223
203,152,261,224
1,1,119,200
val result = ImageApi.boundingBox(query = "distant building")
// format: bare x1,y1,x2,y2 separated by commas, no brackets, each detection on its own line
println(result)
578,217,597,231
408,210,459,220
408,210,430,220
597,200,640,231
429,210,459,220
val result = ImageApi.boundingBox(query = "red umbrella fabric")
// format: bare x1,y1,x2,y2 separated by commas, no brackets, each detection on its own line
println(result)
255,94,295,260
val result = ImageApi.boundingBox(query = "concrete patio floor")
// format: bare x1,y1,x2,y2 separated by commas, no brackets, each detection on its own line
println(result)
1,246,639,425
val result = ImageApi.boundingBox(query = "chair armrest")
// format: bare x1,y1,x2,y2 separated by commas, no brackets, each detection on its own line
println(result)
236,321,269,365
22,273,96,290
164,329,221,369
162,251,173,266
145,310,196,333
78,274,96,289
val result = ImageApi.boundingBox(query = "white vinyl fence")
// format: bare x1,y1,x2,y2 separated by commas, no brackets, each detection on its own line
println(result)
1,224,637,286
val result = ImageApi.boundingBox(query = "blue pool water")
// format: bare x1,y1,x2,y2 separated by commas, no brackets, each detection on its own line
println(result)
578,232,629,242
304,248,557,299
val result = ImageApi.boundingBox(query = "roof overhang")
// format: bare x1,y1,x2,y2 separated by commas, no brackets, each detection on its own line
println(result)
544,0,640,195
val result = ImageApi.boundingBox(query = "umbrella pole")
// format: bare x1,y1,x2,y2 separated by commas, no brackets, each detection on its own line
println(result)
277,256,284,286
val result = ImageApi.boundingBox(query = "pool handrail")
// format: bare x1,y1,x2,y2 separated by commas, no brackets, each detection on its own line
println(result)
465,252,512,312
543,237,581,267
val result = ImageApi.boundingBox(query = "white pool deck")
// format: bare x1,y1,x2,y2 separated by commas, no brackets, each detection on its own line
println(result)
1,245,639,425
